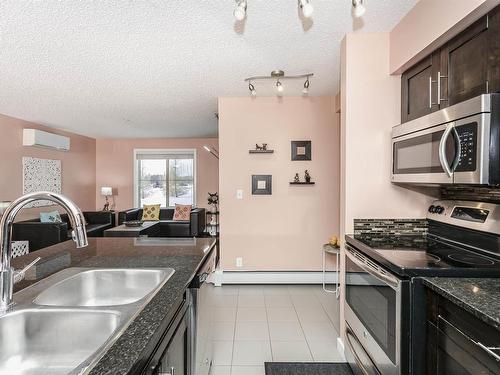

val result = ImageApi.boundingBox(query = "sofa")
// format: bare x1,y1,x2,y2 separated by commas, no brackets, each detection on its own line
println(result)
12,211,116,252
118,207,205,237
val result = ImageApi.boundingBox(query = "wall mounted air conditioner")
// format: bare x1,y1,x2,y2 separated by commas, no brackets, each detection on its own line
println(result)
22,129,70,151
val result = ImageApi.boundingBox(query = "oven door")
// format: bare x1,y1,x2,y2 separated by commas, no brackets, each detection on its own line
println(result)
344,245,403,375
391,122,457,184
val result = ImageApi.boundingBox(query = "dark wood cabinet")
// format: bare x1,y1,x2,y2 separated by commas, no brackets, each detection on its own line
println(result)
444,15,489,106
401,5,500,123
401,53,440,122
425,289,500,375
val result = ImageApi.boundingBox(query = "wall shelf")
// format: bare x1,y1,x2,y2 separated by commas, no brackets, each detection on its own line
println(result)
289,182,315,185
249,150,274,154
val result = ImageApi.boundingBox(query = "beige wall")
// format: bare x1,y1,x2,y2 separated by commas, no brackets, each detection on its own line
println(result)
0,114,96,220
218,96,340,271
390,0,500,73
339,32,437,338
95,138,219,211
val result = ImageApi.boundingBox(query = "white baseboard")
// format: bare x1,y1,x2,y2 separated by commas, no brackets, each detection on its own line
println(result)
210,270,339,285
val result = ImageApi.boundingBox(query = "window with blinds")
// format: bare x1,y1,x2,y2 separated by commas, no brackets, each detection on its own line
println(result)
134,150,196,208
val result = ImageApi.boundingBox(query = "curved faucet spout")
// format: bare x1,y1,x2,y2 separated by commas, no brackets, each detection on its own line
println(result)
0,192,88,311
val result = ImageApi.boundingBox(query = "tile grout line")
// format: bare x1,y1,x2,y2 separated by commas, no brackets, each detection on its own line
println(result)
290,289,315,362
229,286,240,374
264,292,274,363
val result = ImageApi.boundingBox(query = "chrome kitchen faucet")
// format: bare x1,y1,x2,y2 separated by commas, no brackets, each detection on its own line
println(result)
0,192,88,312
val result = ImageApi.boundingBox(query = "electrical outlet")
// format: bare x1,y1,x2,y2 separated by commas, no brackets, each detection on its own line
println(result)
236,257,243,268
236,189,243,200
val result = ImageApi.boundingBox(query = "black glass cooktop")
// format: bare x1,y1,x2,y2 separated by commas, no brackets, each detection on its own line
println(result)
349,233,500,277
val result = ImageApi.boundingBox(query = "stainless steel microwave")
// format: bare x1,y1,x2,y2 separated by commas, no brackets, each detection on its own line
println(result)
391,94,500,185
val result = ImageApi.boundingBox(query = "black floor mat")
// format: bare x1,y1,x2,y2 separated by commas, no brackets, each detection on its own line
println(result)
265,362,353,375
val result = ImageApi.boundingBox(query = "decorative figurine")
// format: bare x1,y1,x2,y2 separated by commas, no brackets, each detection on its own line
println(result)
294,173,300,183
255,143,268,151
207,192,219,213
304,170,311,183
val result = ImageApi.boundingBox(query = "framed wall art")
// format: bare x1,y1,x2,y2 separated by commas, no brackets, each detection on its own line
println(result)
291,140,311,161
252,175,272,195
22,157,62,207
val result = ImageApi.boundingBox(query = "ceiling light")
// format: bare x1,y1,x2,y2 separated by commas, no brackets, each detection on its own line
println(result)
352,0,366,18
248,82,257,96
234,0,247,21
298,0,314,18
302,78,310,95
276,80,284,96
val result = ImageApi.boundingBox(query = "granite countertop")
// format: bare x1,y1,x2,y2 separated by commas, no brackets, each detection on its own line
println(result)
423,277,500,331
11,236,216,375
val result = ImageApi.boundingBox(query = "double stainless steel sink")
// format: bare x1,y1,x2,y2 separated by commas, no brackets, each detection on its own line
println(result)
0,267,175,375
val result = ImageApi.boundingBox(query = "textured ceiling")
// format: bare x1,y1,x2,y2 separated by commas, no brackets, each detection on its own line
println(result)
0,0,417,138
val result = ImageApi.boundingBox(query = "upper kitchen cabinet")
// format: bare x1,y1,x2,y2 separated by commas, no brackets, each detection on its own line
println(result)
401,52,440,123
401,5,500,123
443,15,489,106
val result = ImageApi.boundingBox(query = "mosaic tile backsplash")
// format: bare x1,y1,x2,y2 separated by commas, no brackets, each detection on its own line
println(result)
441,186,500,203
354,219,428,235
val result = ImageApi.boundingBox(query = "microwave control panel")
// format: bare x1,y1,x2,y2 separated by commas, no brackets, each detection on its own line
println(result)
455,122,477,172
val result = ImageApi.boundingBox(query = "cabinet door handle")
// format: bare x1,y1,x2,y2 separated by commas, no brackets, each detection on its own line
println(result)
429,76,433,109
437,71,448,106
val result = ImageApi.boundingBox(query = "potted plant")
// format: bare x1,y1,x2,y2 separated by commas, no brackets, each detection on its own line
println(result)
207,192,219,213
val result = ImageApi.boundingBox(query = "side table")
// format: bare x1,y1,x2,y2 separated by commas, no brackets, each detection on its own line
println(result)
323,243,340,298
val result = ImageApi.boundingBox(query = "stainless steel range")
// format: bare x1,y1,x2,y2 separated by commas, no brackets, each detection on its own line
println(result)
344,200,500,375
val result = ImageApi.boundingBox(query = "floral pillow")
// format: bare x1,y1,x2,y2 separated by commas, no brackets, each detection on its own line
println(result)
141,204,161,221
173,204,192,221
40,210,62,223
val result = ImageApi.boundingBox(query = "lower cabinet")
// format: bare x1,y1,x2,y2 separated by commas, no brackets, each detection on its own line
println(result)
425,289,500,375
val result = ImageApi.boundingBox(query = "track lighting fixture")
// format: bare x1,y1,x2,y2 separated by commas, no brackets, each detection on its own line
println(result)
248,82,257,96
298,0,314,18
244,71,313,97
352,0,366,18
234,0,247,21
302,78,310,95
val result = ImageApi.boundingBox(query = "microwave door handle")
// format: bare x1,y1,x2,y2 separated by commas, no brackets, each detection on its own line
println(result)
450,126,462,172
439,124,454,177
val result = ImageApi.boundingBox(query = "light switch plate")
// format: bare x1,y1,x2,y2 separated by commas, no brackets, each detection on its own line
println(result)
236,189,243,200
236,257,243,267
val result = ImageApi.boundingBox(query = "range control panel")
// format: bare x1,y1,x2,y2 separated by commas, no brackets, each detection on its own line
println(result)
454,122,477,172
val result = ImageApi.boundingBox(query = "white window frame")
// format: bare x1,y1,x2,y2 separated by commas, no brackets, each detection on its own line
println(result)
133,148,197,208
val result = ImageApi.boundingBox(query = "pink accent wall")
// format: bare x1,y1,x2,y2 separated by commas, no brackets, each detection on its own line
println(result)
95,138,219,211
218,97,340,271
390,0,499,73
0,114,96,220
339,32,438,340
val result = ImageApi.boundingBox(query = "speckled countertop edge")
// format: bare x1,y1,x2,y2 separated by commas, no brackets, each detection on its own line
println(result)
422,277,500,331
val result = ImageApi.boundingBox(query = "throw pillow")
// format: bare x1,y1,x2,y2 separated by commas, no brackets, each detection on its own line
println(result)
141,204,161,221
173,204,192,221
40,210,62,223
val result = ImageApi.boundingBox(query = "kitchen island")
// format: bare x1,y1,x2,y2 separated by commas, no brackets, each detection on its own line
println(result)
10,236,216,375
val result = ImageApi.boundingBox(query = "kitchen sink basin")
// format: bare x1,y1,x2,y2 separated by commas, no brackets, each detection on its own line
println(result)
0,308,120,375
34,268,174,307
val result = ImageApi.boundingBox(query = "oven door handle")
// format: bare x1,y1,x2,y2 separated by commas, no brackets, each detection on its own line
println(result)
346,245,400,290
345,325,382,375
439,123,454,177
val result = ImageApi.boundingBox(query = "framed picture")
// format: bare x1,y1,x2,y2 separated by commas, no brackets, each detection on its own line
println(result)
291,141,311,161
252,175,272,195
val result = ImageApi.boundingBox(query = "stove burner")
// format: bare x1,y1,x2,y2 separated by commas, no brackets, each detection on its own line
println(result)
448,253,495,266
391,251,441,264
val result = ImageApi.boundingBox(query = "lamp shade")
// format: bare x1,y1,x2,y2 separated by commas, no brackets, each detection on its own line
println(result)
101,187,113,196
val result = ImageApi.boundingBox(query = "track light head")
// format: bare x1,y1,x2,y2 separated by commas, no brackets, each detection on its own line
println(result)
298,0,314,18
248,82,257,96
234,0,247,21
302,78,310,95
352,0,366,18
276,80,284,96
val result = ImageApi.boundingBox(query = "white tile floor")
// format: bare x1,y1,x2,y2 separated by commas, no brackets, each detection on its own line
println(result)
210,284,344,375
